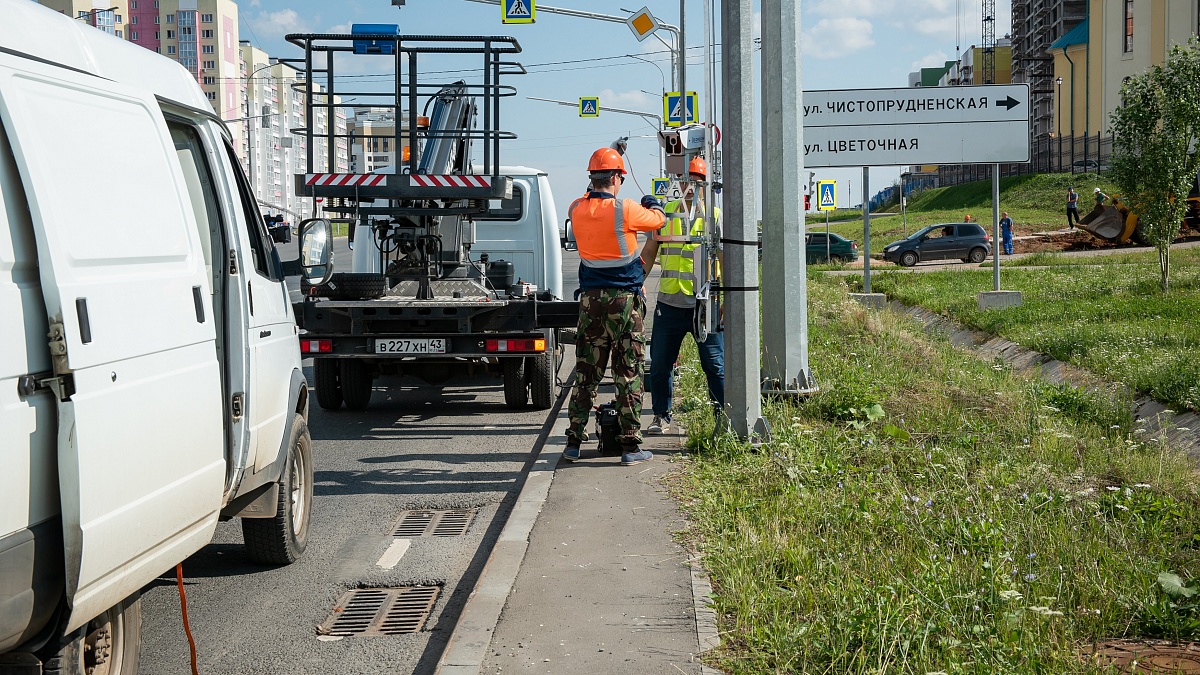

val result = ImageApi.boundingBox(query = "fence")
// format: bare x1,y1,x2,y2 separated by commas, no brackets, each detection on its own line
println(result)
934,132,1116,188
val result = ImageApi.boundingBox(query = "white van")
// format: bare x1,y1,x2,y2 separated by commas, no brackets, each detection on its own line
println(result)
0,3,317,671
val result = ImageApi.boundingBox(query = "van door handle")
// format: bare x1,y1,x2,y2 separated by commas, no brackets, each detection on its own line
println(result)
192,286,205,323
260,330,272,338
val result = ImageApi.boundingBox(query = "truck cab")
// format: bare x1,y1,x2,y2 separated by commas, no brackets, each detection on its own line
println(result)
0,3,313,671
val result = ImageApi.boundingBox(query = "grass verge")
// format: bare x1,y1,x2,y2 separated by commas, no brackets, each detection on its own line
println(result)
863,263,1200,413
670,276,1200,674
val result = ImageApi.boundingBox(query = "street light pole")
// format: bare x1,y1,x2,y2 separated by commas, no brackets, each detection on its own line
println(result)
1055,76,1063,173
463,0,681,91
526,96,665,175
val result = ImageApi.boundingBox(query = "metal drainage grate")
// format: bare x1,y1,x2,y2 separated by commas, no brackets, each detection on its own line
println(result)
391,509,475,537
318,587,440,637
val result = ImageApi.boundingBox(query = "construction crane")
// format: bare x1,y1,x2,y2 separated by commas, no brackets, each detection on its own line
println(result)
982,0,996,84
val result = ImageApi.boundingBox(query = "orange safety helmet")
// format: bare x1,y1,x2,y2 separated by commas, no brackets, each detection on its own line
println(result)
687,156,707,179
587,147,626,174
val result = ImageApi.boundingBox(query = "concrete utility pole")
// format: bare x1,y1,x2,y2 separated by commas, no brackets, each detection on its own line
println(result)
721,0,767,441
760,0,815,395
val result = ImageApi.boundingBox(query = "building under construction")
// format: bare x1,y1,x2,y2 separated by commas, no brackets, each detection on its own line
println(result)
1011,0,1087,163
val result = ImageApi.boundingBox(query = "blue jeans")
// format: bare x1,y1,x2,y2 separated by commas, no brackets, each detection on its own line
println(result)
648,302,724,417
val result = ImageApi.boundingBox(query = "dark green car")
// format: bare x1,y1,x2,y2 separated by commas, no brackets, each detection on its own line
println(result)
806,232,859,263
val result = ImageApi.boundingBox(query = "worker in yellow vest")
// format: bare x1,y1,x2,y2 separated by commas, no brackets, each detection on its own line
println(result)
639,157,723,434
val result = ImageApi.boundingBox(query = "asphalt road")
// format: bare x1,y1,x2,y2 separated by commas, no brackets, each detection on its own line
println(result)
138,237,579,674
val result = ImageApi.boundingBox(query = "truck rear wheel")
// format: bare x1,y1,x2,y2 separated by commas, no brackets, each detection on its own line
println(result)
241,414,312,565
340,359,373,410
43,593,141,675
503,357,528,408
528,350,556,410
314,358,342,410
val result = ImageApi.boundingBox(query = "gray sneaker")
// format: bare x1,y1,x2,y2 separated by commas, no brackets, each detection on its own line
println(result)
647,415,666,434
620,448,653,466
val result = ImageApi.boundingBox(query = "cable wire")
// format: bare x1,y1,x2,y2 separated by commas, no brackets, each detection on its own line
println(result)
175,564,200,675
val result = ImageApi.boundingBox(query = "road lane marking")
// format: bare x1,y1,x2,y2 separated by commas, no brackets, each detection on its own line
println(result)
377,538,412,570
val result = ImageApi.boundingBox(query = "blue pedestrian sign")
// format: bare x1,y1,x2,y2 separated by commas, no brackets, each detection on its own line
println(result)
578,97,599,118
652,178,670,198
663,91,698,127
817,180,837,211
502,0,535,24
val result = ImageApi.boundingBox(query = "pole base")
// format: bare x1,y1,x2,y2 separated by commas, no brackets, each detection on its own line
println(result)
977,290,1023,310
849,292,887,308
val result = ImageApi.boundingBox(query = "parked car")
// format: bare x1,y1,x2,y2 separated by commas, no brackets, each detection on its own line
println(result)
806,231,859,263
882,223,992,266
1071,159,1109,173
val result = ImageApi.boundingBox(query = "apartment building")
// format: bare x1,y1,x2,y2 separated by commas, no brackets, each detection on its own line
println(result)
938,41,1014,86
38,0,129,37
240,43,348,223
1011,0,1088,154
347,108,416,174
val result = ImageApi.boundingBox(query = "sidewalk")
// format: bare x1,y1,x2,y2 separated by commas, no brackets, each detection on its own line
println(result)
437,268,721,675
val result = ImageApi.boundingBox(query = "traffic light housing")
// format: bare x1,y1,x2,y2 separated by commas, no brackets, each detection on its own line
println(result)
804,194,811,211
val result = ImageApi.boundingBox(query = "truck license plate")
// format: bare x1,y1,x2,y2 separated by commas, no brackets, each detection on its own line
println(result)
375,338,447,354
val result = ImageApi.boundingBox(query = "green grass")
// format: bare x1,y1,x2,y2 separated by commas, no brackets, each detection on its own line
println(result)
1001,247,1200,268
671,276,1200,674
863,264,1200,413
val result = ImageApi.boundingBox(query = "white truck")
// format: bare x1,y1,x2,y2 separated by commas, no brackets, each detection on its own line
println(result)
285,29,578,412
0,3,318,672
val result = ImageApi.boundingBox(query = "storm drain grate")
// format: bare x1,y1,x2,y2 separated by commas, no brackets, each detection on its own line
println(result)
318,586,440,637
391,509,475,537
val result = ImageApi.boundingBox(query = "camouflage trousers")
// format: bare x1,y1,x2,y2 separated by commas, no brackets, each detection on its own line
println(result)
567,289,647,446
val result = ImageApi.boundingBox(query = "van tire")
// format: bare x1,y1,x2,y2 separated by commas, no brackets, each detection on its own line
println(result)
44,593,141,675
528,350,556,410
340,360,373,410
241,414,312,565
503,358,528,408
314,358,342,410
321,273,386,300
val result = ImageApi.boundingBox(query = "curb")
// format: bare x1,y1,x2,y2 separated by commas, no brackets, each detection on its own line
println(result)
434,404,567,675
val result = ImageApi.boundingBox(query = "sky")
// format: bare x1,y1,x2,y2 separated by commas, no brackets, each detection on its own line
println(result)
237,0,1012,223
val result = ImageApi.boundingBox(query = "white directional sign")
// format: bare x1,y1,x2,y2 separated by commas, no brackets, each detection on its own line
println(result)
801,84,1030,168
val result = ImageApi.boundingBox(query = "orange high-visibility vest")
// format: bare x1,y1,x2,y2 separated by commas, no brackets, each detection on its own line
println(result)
568,193,665,269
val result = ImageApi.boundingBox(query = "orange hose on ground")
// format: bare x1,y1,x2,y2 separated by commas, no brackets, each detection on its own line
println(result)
175,563,200,675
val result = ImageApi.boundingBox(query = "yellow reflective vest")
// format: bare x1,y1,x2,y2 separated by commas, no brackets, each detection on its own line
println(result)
658,200,719,303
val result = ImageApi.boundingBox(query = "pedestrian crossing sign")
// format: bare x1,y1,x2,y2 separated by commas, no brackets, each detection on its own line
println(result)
663,91,698,127
652,178,670,198
502,0,534,24
578,97,599,118
817,180,837,211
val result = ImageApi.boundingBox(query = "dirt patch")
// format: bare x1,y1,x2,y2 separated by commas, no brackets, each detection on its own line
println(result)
1085,639,1200,673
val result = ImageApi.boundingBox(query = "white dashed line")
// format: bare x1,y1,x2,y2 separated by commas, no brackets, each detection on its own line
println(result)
376,538,412,570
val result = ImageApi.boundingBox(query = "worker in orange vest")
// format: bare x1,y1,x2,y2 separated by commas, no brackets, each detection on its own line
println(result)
564,147,666,466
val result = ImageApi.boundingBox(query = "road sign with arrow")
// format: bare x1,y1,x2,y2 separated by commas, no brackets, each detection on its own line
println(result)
800,83,1030,167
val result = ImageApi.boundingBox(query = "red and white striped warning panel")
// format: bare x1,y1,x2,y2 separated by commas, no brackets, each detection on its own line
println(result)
305,173,387,187
409,175,494,188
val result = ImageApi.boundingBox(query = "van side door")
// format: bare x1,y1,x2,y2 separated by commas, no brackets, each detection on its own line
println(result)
0,52,225,631
215,142,296,474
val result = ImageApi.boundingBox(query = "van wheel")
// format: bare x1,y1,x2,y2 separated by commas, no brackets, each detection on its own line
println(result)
528,349,556,410
314,358,342,410
43,593,141,675
503,358,528,408
899,251,919,267
340,360,373,410
241,414,312,565
968,247,988,263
